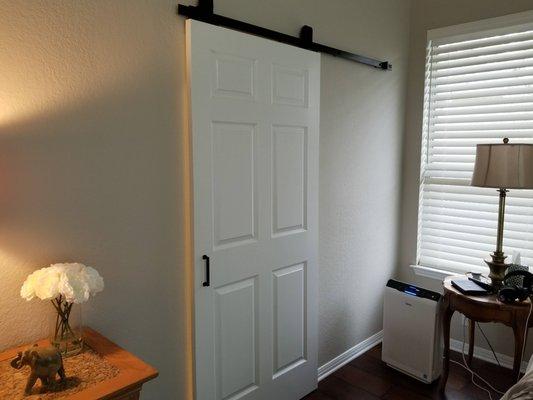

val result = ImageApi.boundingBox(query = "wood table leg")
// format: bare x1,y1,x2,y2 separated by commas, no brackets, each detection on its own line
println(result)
513,318,527,382
439,294,454,394
468,318,475,366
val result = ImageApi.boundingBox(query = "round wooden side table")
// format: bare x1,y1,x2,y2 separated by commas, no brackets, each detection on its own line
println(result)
439,276,532,393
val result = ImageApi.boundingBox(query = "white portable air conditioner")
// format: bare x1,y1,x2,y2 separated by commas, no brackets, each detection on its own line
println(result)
382,279,442,383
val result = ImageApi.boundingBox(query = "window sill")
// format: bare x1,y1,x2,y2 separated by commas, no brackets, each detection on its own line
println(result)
410,264,457,281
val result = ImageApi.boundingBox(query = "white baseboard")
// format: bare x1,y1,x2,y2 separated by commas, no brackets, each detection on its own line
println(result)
317,330,383,381
450,339,528,373
317,330,527,383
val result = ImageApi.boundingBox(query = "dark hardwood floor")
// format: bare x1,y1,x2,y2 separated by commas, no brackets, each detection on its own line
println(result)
303,344,517,399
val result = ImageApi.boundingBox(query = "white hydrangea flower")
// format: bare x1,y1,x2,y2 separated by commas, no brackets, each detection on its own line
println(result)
34,265,62,300
20,263,104,304
20,266,61,301
83,265,105,294
20,269,40,300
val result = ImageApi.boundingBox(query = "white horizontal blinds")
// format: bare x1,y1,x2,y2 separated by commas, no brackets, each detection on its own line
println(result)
418,23,533,273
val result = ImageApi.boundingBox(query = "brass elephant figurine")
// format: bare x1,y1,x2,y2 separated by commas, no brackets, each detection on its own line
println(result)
10,344,66,395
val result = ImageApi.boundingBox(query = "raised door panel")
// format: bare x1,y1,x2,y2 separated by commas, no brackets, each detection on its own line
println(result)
215,278,259,399
272,126,307,236
212,52,256,100
212,122,257,249
272,65,308,107
272,263,306,378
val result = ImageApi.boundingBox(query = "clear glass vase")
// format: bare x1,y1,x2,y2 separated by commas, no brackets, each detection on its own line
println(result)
51,296,83,357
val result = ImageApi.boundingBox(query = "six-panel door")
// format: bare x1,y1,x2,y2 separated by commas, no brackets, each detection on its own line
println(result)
187,20,320,400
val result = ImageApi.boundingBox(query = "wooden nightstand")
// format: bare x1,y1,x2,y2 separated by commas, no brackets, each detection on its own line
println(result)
439,276,532,393
0,327,158,399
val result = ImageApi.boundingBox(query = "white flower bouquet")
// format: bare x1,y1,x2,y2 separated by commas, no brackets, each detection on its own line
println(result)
21,263,104,356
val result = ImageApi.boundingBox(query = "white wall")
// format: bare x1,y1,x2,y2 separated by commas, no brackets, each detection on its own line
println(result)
317,1,410,365
400,0,533,361
0,2,192,398
0,0,411,398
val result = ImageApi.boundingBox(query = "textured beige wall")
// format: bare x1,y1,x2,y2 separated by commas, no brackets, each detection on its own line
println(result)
0,0,411,398
0,2,192,398
399,0,533,360
317,1,410,365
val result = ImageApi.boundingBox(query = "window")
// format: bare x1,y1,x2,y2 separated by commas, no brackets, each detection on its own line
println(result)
417,13,533,274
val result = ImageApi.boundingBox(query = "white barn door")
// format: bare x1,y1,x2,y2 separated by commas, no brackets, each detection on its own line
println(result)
187,20,320,400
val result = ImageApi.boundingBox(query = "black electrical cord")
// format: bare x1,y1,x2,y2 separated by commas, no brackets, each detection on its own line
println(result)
476,322,501,367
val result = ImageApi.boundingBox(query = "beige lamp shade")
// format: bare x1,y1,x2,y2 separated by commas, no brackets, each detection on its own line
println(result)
471,143,533,189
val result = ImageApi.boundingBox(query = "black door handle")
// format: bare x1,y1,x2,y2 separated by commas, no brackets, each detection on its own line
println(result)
202,255,210,287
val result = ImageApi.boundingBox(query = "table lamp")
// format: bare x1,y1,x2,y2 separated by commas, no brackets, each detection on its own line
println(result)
471,138,533,287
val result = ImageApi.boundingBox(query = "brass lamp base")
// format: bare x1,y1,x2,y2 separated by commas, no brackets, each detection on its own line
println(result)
485,251,508,288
